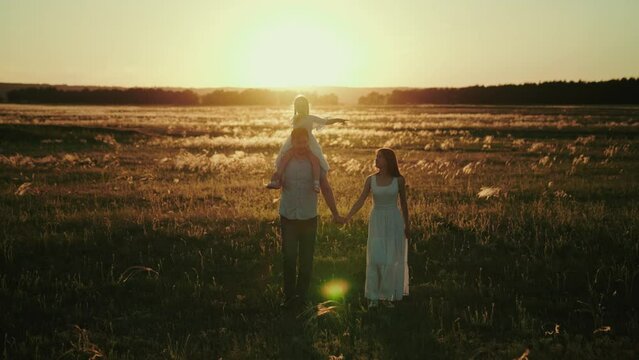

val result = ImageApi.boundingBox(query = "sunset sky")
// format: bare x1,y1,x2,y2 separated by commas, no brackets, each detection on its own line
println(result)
1,0,638,88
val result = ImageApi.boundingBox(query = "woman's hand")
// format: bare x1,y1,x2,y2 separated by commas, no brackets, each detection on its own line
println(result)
333,213,346,224
336,214,351,225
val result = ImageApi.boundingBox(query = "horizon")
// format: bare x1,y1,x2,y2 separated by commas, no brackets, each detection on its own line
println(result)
2,76,637,92
2,1,638,89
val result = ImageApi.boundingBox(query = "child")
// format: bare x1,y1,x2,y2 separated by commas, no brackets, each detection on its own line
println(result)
267,95,346,192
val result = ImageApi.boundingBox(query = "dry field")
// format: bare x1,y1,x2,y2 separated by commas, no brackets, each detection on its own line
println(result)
1,104,638,359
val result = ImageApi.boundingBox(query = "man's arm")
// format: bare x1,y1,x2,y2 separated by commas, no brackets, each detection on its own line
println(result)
319,172,341,221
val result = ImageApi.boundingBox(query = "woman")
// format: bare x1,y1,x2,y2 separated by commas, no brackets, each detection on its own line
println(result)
344,148,409,308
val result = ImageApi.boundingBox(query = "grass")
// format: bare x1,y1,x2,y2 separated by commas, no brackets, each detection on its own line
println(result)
1,104,638,359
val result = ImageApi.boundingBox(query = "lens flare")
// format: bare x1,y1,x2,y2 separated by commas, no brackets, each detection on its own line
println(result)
321,279,349,300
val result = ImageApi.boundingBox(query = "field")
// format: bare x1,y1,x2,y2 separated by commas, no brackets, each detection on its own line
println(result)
1,103,638,359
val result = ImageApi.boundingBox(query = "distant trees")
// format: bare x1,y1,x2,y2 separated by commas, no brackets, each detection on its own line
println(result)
7,87,199,105
201,89,283,106
6,87,340,106
9,78,639,106
359,78,639,105
358,91,387,105
200,89,338,106
315,93,339,106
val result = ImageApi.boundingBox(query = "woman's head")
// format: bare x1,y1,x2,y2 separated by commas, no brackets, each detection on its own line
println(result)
375,148,401,177
293,95,310,124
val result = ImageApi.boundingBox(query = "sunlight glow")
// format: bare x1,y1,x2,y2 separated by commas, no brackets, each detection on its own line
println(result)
237,15,355,87
321,279,350,300
1,2,637,88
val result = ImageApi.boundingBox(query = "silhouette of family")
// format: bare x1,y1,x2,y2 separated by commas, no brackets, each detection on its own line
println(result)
268,95,410,310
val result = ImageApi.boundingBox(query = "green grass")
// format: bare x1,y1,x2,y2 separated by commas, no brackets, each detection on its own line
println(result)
1,104,638,359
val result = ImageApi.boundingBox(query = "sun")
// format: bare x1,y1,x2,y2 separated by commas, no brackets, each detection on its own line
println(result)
236,17,355,88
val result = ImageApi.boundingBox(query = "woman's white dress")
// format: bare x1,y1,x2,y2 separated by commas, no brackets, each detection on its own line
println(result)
274,115,330,171
366,176,409,301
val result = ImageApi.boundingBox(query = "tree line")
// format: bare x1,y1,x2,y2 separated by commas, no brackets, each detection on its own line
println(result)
359,78,639,105
5,87,339,106
7,87,200,105
200,89,338,106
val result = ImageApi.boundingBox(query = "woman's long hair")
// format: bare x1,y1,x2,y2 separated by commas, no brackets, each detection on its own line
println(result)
376,148,402,177
292,95,310,125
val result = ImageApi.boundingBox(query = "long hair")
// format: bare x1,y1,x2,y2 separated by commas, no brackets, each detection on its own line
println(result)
290,127,309,141
376,148,401,177
292,95,310,125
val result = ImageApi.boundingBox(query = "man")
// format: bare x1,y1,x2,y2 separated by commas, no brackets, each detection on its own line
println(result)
279,127,343,309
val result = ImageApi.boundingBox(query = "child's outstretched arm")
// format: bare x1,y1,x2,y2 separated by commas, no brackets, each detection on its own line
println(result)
309,115,347,128
324,118,347,125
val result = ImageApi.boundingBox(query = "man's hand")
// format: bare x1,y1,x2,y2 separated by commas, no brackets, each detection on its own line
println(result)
338,215,352,225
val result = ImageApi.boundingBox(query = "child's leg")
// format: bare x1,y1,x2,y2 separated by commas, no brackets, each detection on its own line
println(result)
277,150,295,178
267,149,294,188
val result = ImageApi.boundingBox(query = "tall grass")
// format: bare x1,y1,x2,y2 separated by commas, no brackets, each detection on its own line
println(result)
1,104,638,359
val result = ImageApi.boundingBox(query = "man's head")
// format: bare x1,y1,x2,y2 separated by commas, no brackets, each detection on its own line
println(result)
291,128,310,154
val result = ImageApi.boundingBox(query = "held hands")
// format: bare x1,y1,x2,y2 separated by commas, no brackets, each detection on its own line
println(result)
338,214,352,225
332,213,347,225
332,213,351,225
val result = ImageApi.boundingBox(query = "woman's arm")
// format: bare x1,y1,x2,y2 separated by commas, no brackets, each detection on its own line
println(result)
345,176,372,222
398,176,410,238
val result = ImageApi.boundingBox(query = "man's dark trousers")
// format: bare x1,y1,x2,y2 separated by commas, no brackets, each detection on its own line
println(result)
280,215,317,302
